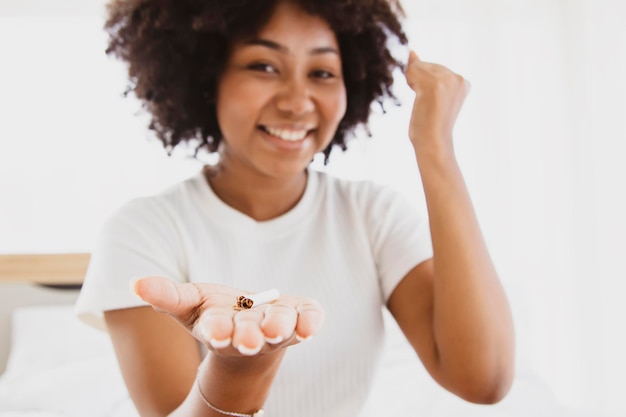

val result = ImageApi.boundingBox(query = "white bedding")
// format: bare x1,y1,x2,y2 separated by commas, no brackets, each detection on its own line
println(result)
0,305,137,417
363,311,595,417
0,305,592,417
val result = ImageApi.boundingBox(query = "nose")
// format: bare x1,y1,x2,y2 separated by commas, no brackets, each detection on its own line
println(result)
275,77,314,116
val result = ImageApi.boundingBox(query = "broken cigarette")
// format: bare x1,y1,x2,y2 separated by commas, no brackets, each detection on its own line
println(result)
235,289,280,309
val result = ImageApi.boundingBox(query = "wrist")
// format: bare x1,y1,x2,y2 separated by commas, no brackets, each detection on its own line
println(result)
410,134,455,161
209,348,286,378
196,350,285,416
197,357,269,417
412,140,457,170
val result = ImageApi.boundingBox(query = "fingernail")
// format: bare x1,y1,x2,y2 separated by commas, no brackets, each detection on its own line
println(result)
295,334,313,343
209,338,232,349
237,344,262,356
129,276,143,297
264,335,284,345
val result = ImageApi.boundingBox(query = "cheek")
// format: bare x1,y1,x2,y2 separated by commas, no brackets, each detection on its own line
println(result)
216,79,266,136
325,86,347,128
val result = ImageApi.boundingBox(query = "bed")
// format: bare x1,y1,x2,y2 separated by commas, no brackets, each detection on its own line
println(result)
0,254,137,417
0,254,590,417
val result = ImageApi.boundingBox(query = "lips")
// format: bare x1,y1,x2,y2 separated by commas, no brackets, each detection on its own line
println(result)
260,125,314,142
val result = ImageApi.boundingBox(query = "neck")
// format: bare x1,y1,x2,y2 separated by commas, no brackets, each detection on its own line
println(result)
204,164,308,221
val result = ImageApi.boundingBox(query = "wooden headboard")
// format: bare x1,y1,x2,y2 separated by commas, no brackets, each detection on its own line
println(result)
0,253,91,373
0,253,90,285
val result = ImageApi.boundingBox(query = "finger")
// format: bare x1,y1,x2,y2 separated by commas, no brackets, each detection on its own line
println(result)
131,276,201,316
294,300,325,342
232,309,265,355
464,77,471,94
405,50,426,91
260,304,298,345
407,49,420,66
198,307,236,349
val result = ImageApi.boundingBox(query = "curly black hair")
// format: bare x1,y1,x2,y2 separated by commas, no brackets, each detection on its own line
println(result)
104,0,408,162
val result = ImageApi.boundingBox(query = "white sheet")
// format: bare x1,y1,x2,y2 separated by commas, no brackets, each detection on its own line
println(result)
0,305,137,417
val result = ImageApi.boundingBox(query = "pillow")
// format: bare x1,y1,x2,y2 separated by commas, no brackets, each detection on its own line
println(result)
0,305,137,417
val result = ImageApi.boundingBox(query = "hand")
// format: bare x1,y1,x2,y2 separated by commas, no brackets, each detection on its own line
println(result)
132,276,325,357
404,50,470,155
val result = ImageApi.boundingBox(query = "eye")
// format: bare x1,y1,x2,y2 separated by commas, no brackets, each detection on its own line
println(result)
310,70,335,79
247,63,278,74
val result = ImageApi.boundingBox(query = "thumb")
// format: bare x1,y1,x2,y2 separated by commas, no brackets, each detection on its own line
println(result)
131,276,200,316
407,50,420,66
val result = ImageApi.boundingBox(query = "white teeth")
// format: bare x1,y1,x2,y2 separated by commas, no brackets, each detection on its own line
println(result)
264,127,309,142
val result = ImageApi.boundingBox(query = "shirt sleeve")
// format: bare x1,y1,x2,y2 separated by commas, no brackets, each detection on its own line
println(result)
74,197,186,330
362,183,433,302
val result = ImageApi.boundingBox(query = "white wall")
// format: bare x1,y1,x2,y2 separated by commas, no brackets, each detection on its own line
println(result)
0,13,203,254
0,1,625,416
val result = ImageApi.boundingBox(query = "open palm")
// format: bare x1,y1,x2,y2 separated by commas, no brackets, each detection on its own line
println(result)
132,276,325,357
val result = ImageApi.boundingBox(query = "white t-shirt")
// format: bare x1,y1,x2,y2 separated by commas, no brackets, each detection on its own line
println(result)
75,168,432,417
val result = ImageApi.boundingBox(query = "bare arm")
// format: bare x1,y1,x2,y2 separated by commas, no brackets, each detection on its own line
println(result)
105,278,324,417
387,51,515,404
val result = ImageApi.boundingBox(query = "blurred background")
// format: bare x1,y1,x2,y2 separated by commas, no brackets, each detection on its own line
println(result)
0,1,625,416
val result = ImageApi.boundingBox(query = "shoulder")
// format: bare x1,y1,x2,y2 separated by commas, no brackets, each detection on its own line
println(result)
312,169,408,214
101,171,204,238
313,169,388,201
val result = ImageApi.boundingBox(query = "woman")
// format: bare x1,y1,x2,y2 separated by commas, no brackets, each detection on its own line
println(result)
76,0,515,416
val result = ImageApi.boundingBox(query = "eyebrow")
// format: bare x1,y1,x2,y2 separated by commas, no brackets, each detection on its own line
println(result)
243,38,339,55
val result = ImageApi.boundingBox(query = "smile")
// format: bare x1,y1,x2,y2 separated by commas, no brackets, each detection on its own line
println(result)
260,126,312,142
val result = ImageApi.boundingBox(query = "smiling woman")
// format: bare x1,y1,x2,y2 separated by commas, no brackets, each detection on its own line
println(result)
72,0,517,416
8,1,625,417
102,0,406,164
210,2,347,217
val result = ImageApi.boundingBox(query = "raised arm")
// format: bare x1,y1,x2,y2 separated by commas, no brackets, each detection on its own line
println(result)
387,50,515,404
104,277,324,417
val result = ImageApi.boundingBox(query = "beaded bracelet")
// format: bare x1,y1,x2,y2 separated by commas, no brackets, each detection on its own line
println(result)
196,364,265,417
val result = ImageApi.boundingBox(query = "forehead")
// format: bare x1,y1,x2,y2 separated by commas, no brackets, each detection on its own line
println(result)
247,1,339,50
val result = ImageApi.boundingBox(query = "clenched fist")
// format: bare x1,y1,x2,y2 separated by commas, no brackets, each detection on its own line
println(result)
405,50,470,155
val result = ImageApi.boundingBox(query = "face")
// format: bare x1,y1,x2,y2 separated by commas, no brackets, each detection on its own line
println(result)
215,1,347,179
